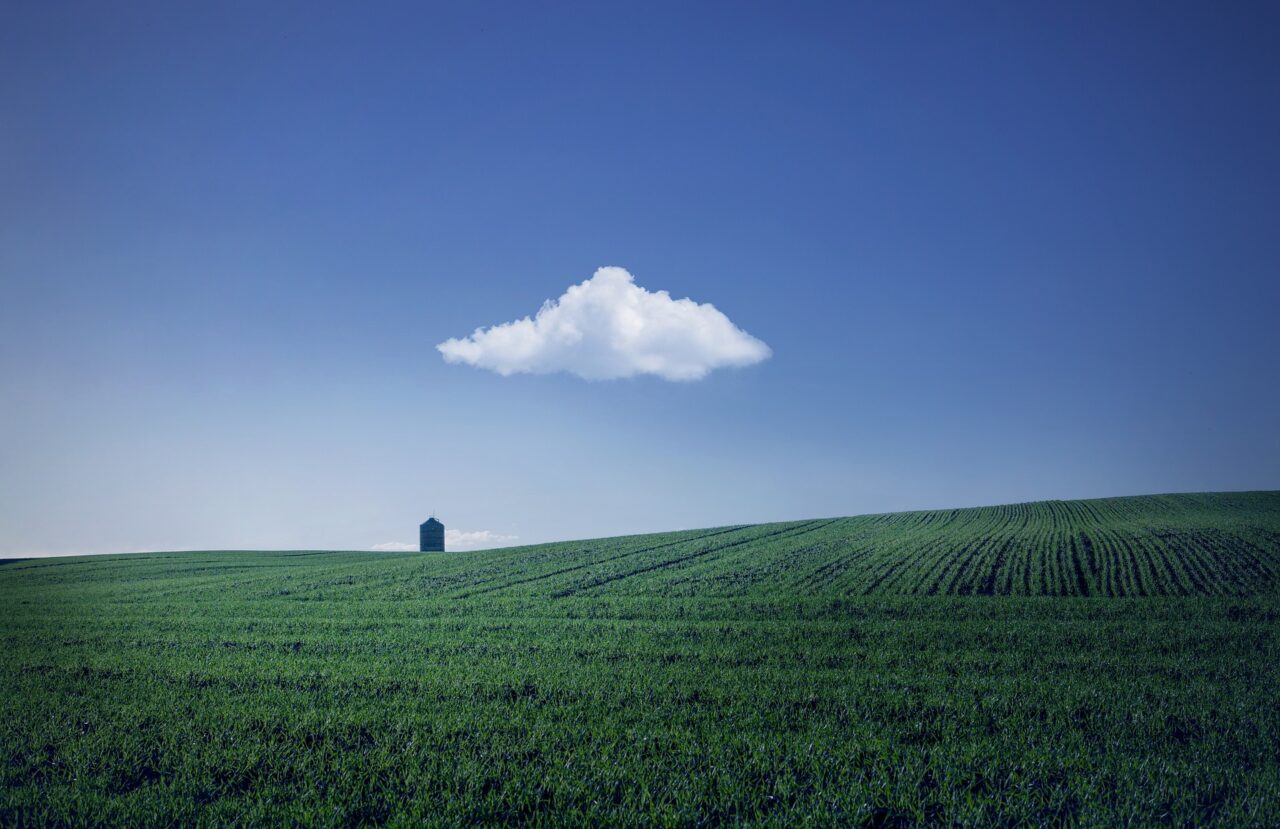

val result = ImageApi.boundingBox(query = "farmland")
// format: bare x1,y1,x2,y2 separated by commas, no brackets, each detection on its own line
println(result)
3,491,1279,826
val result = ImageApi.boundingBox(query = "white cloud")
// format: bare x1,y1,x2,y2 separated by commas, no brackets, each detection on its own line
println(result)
436,267,771,381
370,530,518,553
446,529,518,550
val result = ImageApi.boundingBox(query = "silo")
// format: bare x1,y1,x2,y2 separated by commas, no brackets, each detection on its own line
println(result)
419,517,445,552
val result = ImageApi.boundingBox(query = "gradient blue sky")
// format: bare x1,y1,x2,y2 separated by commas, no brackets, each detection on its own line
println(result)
3,1,1278,555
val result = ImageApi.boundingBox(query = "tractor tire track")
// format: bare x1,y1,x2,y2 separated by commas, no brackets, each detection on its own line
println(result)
453,526,751,599
552,519,840,598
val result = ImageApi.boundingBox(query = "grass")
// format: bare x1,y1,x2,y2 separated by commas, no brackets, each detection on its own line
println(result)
2,491,1279,826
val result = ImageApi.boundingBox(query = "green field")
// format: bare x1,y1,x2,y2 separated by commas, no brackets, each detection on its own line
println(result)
3,492,1279,826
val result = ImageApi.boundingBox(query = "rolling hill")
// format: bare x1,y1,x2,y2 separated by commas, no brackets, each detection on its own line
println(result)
3,491,1278,826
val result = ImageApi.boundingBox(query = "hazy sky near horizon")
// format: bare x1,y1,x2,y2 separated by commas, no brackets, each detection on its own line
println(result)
3,2,1279,556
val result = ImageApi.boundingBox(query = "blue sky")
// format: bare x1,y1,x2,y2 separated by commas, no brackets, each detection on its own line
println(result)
3,2,1278,555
